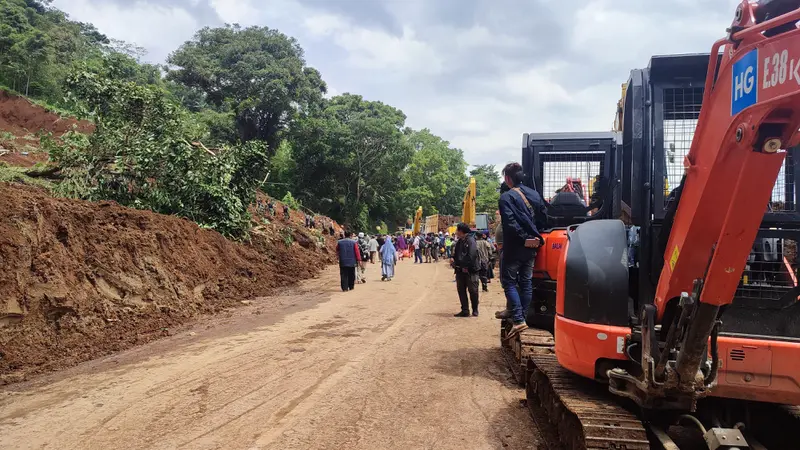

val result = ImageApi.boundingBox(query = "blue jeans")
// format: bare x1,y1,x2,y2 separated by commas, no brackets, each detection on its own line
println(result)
415,249,423,263
501,250,535,324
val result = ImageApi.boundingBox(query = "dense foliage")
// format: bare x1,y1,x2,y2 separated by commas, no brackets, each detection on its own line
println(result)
471,164,502,214
46,69,268,237
0,0,493,234
0,0,161,98
167,25,326,153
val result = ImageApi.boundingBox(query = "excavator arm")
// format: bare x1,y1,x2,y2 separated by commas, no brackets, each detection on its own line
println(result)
462,177,477,228
614,0,800,407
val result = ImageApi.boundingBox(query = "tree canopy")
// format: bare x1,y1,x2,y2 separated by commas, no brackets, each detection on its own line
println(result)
400,129,468,216
471,164,502,214
0,1,487,235
167,25,326,154
289,94,414,230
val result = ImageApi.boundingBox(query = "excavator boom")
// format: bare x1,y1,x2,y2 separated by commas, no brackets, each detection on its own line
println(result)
645,1,800,398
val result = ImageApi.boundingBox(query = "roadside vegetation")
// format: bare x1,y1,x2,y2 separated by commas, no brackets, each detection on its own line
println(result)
0,0,500,235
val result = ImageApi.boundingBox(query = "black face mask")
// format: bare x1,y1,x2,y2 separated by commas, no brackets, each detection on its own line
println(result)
499,181,510,193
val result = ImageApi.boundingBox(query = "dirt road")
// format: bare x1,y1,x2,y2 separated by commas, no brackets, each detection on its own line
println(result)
0,259,541,450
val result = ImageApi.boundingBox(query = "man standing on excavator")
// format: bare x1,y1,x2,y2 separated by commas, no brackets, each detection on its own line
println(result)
496,162,547,338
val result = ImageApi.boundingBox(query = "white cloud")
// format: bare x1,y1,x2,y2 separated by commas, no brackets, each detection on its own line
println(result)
303,16,444,76
52,0,199,63
52,0,750,171
208,0,259,25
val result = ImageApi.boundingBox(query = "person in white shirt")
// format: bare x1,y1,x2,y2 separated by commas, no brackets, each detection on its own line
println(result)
368,236,379,264
412,234,423,264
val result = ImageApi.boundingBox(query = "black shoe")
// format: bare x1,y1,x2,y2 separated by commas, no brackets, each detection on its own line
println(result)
454,311,470,317
495,310,512,320
472,311,479,317
482,287,488,292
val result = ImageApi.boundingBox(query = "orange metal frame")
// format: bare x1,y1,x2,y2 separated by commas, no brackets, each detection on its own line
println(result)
655,4,800,314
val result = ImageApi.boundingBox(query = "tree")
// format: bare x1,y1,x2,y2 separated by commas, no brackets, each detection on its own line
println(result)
47,68,268,237
400,129,468,217
167,25,327,153
471,164,501,214
290,94,413,229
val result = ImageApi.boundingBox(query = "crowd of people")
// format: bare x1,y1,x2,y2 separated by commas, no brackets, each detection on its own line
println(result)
335,231,408,291
335,162,547,339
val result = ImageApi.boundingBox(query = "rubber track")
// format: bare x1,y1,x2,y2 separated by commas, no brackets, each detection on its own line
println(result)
521,329,651,450
502,327,553,386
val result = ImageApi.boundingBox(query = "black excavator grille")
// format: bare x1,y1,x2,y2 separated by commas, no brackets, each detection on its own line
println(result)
661,87,796,213
541,153,604,203
660,87,800,319
739,237,798,303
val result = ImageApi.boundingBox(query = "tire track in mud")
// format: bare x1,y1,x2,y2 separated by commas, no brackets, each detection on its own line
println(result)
252,264,440,447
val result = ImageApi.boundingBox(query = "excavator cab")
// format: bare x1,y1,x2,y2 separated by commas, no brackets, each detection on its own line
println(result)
517,132,619,332
522,132,619,228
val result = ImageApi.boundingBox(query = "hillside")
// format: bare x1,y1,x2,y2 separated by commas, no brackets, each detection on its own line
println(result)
0,90,92,167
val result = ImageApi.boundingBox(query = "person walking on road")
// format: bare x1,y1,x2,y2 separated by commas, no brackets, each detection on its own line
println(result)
336,231,362,292
357,232,370,284
452,223,481,317
395,234,407,261
476,232,494,292
496,163,547,338
445,234,453,259
380,237,398,281
420,234,429,263
413,234,423,264
368,235,379,264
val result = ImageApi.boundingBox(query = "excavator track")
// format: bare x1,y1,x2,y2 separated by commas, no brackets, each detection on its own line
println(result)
501,325,553,386
504,326,650,450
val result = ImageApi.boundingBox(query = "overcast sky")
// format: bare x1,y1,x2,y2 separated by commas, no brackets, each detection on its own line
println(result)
52,0,741,168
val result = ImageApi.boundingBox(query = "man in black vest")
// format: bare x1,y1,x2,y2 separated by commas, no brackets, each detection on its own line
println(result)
336,231,362,292
452,223,481,317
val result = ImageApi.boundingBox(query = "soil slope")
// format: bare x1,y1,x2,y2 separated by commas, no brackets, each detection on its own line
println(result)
0,183,337,383
0,90,93,167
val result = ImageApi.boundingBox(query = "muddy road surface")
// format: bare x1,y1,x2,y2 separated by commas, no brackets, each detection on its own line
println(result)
0,260,541,449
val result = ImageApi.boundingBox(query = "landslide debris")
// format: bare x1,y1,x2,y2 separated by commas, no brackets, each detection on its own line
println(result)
0,183,338,383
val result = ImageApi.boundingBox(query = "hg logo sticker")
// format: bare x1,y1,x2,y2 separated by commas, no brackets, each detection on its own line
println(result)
732,48,758,115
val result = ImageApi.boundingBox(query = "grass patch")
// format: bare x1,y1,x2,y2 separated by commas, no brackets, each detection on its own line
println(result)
0,163,53,190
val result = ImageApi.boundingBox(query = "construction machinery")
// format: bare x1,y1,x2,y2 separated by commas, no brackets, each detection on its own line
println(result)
462,176,477,228
422,214,458,235
516,131,620,333
460,176,491,233
503,2,800,448
412,207,423,235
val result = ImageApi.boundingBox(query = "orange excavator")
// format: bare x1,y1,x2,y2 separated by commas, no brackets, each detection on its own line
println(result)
506,2,800,448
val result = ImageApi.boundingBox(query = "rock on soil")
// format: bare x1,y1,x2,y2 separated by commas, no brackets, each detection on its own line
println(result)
0,183,337,383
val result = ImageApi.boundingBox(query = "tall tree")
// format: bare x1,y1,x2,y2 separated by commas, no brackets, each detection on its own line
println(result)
401,129,468,217
290,94,413,229
471,164,501,214
167,25,326,153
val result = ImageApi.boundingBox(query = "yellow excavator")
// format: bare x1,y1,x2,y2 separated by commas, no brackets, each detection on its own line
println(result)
412,206,423,235
462,177,477,228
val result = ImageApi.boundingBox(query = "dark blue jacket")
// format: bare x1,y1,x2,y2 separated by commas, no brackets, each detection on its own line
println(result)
499,184,548,256
337,238,361,267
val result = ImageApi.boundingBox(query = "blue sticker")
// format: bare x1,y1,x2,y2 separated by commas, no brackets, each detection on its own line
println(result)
732,48,759,115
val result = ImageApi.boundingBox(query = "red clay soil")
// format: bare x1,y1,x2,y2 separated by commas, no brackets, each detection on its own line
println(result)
0,183,339,384
0,89,93,167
